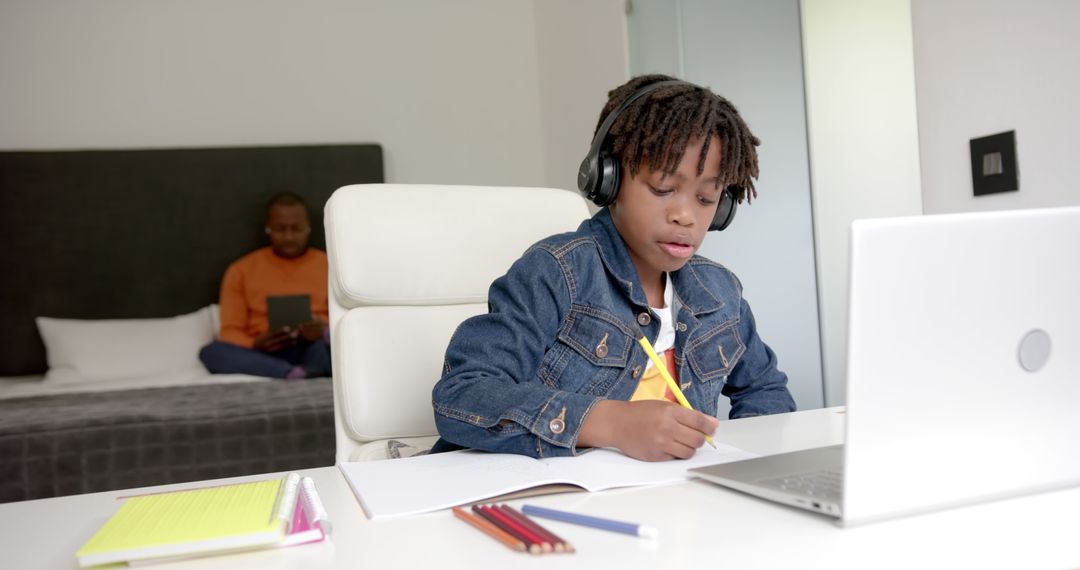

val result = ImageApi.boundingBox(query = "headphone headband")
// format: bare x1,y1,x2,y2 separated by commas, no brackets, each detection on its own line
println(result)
583,80,689,178
577,78,740,232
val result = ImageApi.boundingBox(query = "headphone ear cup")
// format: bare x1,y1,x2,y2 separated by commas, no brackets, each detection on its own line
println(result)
709,187,739,231
587,151,622,207
591,151,621,207
577,151,620,207
577,155,599,202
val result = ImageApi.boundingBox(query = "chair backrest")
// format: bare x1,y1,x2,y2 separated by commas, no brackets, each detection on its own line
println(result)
324,184,591,462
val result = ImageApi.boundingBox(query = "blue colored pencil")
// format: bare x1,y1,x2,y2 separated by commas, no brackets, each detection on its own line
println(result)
521,505,658,539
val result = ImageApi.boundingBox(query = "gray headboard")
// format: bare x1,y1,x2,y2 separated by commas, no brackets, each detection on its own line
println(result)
0,144,383,376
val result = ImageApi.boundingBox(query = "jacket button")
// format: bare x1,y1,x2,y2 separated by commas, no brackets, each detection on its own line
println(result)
678,322,688,332
631,366,642,379
595,344,609,358
549,418,565,434
637,312,651,326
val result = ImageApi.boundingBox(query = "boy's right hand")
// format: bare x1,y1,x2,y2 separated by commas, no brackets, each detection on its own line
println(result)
253,327,296,353
578,399,719,461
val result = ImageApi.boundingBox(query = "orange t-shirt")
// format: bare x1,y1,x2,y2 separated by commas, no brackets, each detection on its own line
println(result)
218,247,329,348
630,349,679,403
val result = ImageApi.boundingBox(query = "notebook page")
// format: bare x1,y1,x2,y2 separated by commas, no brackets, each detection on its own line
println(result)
541,441,760,490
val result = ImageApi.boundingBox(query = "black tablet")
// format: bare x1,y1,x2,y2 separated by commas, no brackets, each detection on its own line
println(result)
267,294,312,331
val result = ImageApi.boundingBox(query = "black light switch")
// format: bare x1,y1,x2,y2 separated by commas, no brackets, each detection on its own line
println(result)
970,130,1018,196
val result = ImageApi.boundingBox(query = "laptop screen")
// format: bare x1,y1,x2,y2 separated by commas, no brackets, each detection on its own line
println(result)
841,206,1080,524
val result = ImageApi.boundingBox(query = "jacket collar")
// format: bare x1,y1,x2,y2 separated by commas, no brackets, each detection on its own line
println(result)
583,209,725,315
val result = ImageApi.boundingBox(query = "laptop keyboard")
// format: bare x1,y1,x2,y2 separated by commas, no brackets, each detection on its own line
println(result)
758,469,843,503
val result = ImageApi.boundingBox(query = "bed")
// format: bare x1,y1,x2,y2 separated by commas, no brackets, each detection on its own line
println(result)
0,144,383,502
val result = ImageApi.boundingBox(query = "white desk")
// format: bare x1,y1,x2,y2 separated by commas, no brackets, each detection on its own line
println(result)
3,407,1077,569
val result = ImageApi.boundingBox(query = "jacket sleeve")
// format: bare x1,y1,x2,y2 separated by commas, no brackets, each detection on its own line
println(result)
722,297,797,418
431,247,602,458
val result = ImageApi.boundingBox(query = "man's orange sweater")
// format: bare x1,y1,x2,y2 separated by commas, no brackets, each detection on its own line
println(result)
218,247,329,348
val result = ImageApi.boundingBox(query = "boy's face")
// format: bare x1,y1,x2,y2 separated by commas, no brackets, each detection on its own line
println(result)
609,136,724,284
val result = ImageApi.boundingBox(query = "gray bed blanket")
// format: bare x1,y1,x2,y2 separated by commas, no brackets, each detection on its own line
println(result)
0,378,335,503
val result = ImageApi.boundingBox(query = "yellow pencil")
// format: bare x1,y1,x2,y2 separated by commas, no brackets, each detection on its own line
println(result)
635,333,717,449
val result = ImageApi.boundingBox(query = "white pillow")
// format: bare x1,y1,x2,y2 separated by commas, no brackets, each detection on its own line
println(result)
36,307,215,383
209,304,221,339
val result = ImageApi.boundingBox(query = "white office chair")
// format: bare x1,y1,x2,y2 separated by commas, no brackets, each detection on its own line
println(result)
324,184,591,462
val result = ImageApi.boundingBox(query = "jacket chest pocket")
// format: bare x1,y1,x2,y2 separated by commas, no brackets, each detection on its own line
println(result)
686,321,745,382
543,307,631,394
558,307,632,366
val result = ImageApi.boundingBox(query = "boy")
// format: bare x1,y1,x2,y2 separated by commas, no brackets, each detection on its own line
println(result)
432,75,795,461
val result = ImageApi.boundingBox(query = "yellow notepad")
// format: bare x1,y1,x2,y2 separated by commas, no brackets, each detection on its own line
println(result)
76,475,298,568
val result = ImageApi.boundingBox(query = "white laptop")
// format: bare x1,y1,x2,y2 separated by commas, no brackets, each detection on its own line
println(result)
690,206,1080,526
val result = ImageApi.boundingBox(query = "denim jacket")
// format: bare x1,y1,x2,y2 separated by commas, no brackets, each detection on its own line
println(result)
431,208,796,458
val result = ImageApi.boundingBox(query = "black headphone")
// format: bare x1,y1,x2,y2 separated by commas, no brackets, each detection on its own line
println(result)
577,80,739,232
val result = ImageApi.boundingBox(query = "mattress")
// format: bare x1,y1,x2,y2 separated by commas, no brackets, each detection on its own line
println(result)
0,377,335,502
0,372,270,400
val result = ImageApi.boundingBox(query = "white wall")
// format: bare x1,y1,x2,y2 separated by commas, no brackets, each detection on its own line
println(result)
626,0,683,75
801,0,923,405
682,0,825,414
912,0,1080,214
534,1,630,192
0,0,626,190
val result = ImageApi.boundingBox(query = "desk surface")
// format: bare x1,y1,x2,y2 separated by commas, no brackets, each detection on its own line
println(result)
3,407,1077,569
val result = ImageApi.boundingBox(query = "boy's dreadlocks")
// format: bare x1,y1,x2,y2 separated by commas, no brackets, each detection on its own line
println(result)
595,74,761,202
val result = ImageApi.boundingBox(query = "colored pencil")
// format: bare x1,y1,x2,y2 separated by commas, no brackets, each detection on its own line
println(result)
498,504,575,553
491,504,557,553
474,504,548,554
471,505,541,554
452,507,526,553
495,504,562,553
521,504,659,539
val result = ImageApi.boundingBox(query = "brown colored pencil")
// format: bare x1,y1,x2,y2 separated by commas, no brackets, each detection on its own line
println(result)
452,507,526,553
472,504,543,555
498,504,575,553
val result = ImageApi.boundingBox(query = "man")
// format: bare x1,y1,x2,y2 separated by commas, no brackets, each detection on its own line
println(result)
199,192,331,379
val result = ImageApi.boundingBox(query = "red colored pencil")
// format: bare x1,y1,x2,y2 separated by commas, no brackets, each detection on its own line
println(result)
484,505,554,553
452,507,526,553
472,504,546,554
498,504,575,553
494,504,556,551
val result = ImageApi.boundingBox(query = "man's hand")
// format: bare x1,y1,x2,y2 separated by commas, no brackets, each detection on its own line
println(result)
297,320,325,343
578,399,719,461
253,327,296,353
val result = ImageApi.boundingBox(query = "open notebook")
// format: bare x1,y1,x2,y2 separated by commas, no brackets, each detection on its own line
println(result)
339,442,758,519
76,473,330,568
